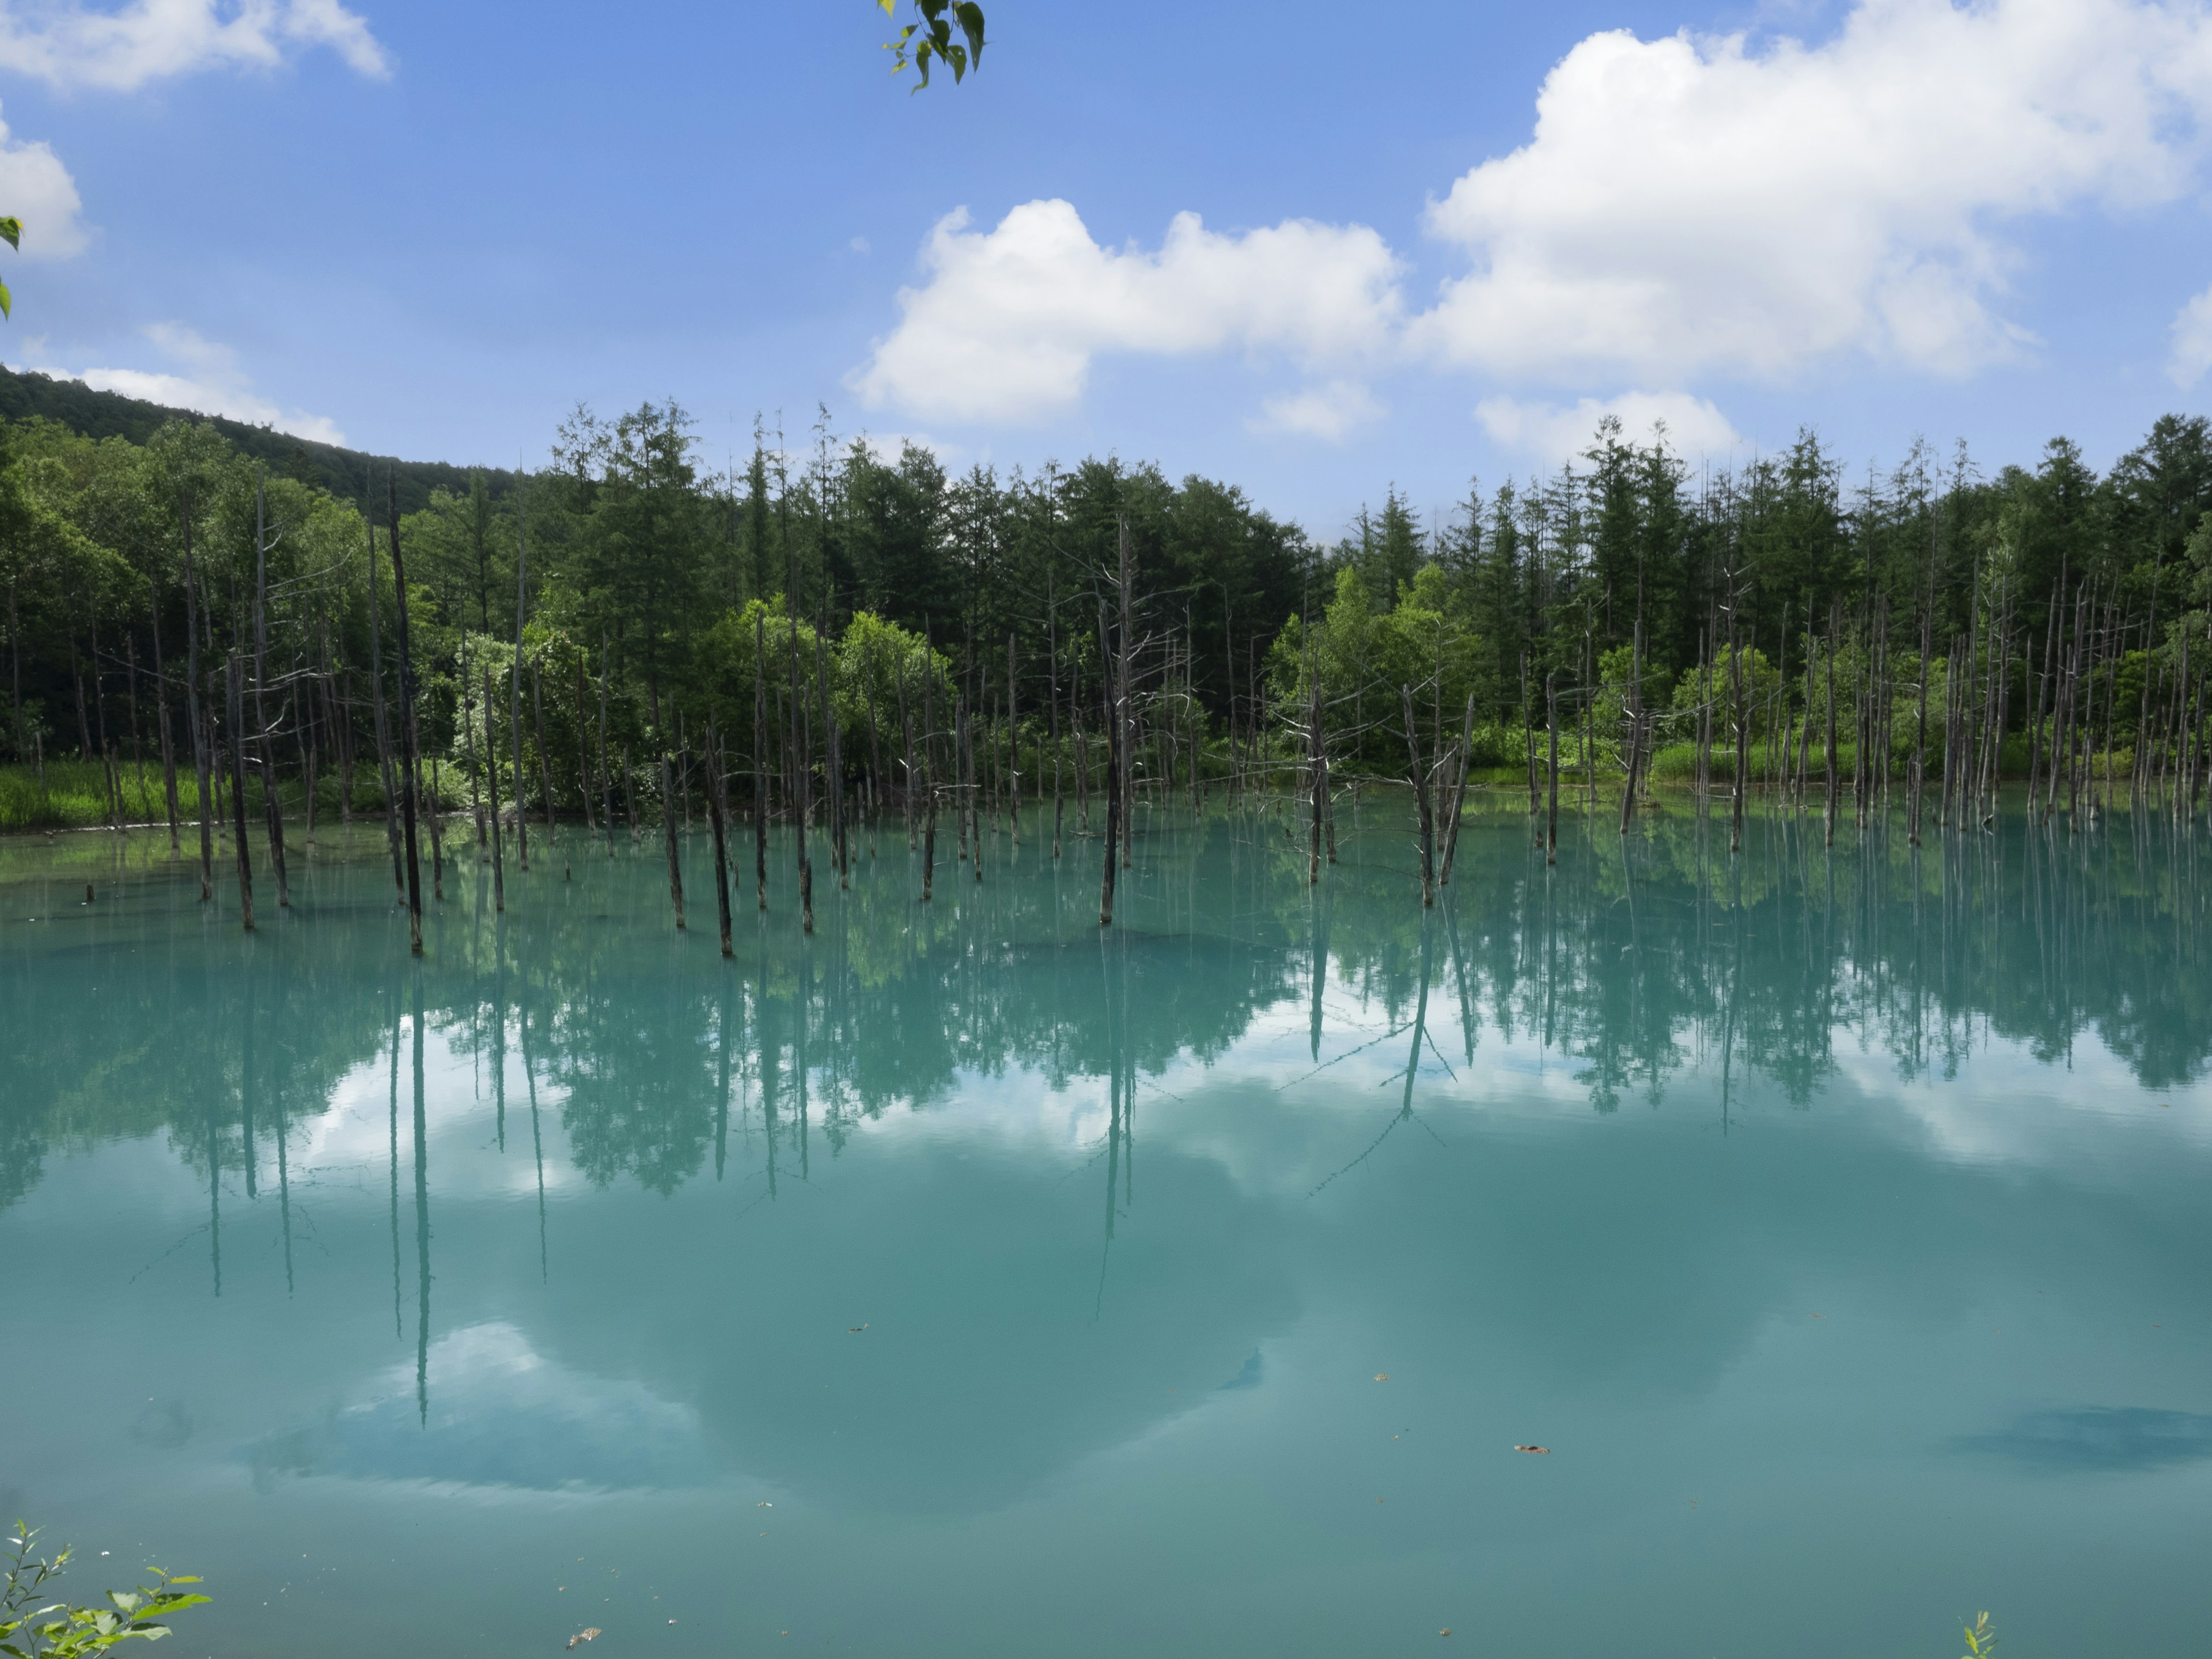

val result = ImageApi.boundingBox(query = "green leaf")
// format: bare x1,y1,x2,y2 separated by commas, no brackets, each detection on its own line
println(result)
1,280,13,321
0,217,21,252
952,2,983,66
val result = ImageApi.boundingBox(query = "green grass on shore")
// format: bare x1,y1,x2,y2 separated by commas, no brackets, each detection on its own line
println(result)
0,760,459,832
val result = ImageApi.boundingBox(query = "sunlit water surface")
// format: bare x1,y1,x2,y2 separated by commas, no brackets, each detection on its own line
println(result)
3,796,2210,1658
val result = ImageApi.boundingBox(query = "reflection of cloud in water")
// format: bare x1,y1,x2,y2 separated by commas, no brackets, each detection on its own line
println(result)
1955,1407,2212,1473
248,1322,711,1493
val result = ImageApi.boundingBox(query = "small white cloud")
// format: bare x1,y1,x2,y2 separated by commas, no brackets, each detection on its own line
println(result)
855,199,1402,423
0,103,86,258
1414,0,2212,384
31,322,345,444
1475,391,1742,466
1249,380,1383,441
0,0,389,91
2171,283,2212,387
849,235,871,256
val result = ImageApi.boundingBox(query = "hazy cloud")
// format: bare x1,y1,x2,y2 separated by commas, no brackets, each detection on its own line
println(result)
0,0,389,90
1250,380,1384,441
31,321,344,442
1474,391,1743,465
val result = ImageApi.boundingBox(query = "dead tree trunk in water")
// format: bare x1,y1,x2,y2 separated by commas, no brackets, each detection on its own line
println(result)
388,479,425,955
1544,672,1559,867
662,752,685,929
1438,692,1475,886
707,726,733,956
922,653,938,902
512,486,531,872
1099,600,1120,926
1403,685,1437,904
148,571,181,851
366,520,402,896
753,611,768,907
227,651,255,931
182,511,215,901
483,664,505,912
252,469,290,909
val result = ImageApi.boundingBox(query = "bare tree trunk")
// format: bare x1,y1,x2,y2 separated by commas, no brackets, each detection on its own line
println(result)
388,479,425,955
483,664,505,912
1824,610,1839,847
755,612,769,906
922,653,938,902
366,520,402,895
1048,608,1063,858
513,489,531,872
228,651,255,931
601,634,615,857
462,631,485,849
662,753,685,929
1439,692,1475,886
532,661,554,846
183,518,215,900
253,470,290,908
1403,685,1436,903
148,573,181,850
1099,600,1119,926
574,651,596,836
1544,672,1559,867
708,726,732,956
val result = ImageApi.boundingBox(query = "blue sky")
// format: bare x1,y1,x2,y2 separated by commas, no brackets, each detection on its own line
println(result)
5,0,2212,536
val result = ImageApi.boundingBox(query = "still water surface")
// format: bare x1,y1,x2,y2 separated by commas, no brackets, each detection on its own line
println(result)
2,799,2209,1657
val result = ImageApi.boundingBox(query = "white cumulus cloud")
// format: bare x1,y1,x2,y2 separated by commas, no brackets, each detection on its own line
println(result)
857,1,2212,436
0,102,85,257
853,199,1403,424
1250,380,1384,441
2169,282,2212,386
1414,0,2212,384
1475,391,1743,466
0,0,389,90
29,321,344,443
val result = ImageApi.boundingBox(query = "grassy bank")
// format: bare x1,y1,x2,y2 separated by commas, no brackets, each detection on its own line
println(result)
0,761,461,834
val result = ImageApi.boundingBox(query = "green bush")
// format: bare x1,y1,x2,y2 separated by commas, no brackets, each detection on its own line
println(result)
2,1522,207,1659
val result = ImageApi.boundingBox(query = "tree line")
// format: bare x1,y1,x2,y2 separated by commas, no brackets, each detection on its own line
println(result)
7,399,2212,909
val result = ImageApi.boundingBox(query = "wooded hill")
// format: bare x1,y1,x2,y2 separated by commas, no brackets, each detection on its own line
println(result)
0,364,516,519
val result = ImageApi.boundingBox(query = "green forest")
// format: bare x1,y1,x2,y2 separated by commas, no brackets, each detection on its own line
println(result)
7,381,2212,874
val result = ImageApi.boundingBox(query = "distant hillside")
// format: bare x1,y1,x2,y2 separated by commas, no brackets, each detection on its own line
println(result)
0,363,517,517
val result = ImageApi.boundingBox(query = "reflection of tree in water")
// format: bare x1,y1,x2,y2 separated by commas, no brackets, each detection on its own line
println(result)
6,802,2212,1213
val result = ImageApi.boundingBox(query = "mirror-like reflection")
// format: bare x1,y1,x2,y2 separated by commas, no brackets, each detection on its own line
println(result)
2,798,2208,1659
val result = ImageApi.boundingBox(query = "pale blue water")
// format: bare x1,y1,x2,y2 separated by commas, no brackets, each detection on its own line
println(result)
2,798,2208,1658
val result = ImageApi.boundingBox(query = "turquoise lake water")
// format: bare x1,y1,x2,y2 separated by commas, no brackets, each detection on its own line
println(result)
2,795,2208,1657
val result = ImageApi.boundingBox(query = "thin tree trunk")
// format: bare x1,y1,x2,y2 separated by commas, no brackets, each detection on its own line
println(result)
253,469,290,908
708,725,733,956
1100,600,1119,926
388,478,425,955
755,611,769,906
228,651,255,930
149,572,180,850
183,517,214,900
366,519,402,895
483,664,505,912
1544,672,1559,867
533,662,554,844
662,752,685,929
